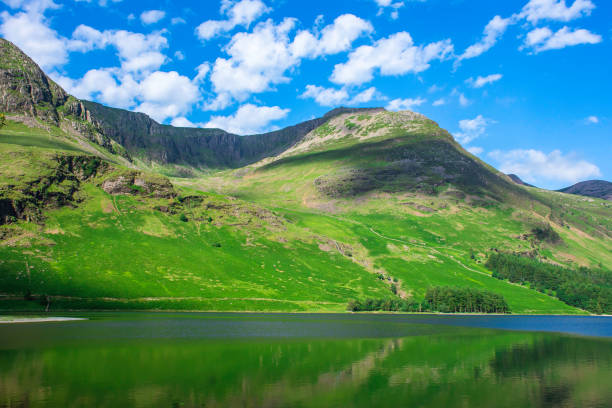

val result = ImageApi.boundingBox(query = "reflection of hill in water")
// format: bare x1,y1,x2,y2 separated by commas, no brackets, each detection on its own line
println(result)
1,324,612,408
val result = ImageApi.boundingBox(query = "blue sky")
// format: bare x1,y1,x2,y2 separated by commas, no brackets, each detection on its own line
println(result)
1,0,610,189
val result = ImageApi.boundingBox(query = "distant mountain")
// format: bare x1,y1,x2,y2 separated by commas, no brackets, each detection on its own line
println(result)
558,180,612,201
507,174,535,188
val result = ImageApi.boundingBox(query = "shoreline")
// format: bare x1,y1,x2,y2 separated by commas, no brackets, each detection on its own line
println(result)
0,317,87,324
1,310,607,317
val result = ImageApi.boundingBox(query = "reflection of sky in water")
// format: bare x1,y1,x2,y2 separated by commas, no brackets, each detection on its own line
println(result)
1,313,611,408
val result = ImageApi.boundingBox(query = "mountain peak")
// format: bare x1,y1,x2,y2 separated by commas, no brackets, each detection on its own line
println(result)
558,180,612,201
0,38,69,124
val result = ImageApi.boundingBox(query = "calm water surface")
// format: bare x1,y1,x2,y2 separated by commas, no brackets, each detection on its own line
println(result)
1,313,612,407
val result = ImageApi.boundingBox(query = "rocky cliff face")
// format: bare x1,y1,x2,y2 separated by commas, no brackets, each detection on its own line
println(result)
558,180,612,201
0,39,69,125
83,101,382,168
0,38,127,158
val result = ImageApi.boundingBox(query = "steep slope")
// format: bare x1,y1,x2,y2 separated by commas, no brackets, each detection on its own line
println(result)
558,180,612,201
191,109,612,291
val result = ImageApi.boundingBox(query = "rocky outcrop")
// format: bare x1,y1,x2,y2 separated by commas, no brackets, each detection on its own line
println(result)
100,172,175,198
0,39,68,125
0,155,108,224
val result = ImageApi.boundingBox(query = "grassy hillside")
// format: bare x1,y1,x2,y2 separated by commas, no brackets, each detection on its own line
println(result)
3,110,609,314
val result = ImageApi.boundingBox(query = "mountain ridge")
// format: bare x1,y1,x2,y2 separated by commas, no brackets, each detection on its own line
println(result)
558,180,612,202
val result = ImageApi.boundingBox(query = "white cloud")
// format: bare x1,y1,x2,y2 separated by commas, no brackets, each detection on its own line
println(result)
207,15,372,108
467,146,484,155
519,0,595,24
171,17,186,25
136,71,200,122
208,18,297,102
458,93,470,107
457,15,512,62
140,10,165,25
56,69,200,123
454,115,490,144
350,87,379,104
290,14,373,58
171,116,201,128
585,115,599,124
174,50,185,60
467,73,503,88
196,0,270,42
301,85,349,107
300,85,381,106
488,149,601,185
69,25,169,74
432,98,446,106
75,0,123,6
331,32,453,85
386,97,426,111
522,26,601,53
194,62,210,83
205,104,289,134
55,68,139,108
374,0,405,19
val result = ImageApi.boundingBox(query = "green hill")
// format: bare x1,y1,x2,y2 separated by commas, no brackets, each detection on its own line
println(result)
0,38,610,314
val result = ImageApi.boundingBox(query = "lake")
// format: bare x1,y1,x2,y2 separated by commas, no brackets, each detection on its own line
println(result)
1,313,612,407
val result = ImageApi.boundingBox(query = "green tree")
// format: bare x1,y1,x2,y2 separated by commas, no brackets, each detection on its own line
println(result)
0,113,6,130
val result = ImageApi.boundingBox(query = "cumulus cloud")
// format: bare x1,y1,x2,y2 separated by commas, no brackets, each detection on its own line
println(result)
135,71,200,121
69,25,169,74
386,97,426,111
488,149,601,185
519,0,595,24
196,0,270,42
331,32,453,85
140,10,165,25
301,85,348,107
290,14,373,58
522,26,601,53
454,115,491,144
456,15,512,62
57,69,200,123
466,73,503,88
205,104,289,134
300,85,381,106
55,68,139,108
206,15,372,109
171,17,186,25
